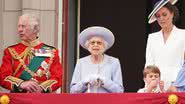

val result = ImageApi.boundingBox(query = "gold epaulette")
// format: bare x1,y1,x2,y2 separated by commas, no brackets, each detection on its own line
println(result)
8,47,31,60
8,48,21,60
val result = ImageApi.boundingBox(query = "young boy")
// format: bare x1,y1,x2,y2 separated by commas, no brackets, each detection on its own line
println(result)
137,65,164,93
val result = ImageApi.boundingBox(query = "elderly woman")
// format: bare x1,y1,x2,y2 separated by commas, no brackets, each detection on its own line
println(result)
70,26,124,93
145,0,185,90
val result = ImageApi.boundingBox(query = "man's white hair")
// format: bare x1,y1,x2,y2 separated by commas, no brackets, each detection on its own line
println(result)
20,13,40,33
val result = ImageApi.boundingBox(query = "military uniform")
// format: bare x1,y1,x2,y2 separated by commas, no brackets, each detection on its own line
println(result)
0,39,62,92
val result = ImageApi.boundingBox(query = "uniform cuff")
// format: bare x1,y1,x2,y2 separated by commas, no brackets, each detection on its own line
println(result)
39,80,57,92
5,76,24,87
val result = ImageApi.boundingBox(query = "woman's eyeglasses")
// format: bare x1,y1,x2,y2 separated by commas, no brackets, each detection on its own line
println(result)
89,41,103,45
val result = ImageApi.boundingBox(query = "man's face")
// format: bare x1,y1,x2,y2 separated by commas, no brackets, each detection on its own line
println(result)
17,16,36,42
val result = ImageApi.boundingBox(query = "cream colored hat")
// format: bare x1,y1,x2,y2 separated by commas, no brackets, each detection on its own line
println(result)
79,26,115,49
148,0,178,24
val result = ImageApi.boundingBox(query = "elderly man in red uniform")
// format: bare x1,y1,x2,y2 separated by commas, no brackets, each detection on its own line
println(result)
0,13,62,93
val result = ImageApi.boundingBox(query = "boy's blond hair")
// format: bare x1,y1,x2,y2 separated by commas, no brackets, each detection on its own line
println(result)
143,65,161,78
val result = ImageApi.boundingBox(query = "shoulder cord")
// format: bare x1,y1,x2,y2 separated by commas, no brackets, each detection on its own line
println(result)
8,47,34,76
8,47,56,78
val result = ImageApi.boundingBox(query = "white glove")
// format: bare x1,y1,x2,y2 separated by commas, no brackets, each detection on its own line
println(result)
98,76,106,85
89,74,105,86
83,74,99,86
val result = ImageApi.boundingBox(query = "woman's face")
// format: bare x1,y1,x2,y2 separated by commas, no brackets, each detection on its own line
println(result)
155,7,174,28
87,36,106,56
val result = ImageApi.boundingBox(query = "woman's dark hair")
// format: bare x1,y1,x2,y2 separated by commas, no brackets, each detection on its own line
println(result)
164,2,179,24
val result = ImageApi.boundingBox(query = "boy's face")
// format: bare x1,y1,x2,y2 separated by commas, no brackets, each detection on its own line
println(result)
144,72,160,85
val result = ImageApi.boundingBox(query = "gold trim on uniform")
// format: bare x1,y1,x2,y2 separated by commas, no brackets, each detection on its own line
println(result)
21,38,41,47
8,48,37,76
45,49,55,79
39,80,57,92
5,76,23,87
8,45,56,78
8,47,33,60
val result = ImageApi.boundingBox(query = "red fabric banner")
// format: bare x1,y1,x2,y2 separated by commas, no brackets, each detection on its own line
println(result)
0,93,185,104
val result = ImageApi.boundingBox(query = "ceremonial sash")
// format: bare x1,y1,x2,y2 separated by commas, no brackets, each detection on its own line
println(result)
20,45,51,80
12,55,45,92
19,56,46,80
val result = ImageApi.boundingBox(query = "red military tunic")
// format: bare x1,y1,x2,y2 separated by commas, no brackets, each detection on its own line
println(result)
0,39,62,92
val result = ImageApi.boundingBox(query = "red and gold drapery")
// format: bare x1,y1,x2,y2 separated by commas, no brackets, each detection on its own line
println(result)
0,93,185,104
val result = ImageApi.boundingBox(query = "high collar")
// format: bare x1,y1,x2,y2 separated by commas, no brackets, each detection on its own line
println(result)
21,38,41,47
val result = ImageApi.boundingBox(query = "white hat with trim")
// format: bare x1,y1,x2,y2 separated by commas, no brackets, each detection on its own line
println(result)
148,0,178,24
79,26,115,50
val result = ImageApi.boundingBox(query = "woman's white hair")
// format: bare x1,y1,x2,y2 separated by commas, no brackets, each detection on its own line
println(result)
20,13,40,33
84,37,108,52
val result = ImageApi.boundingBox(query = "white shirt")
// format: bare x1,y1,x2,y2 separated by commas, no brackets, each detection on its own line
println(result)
145,26,185,82
137,84,161,93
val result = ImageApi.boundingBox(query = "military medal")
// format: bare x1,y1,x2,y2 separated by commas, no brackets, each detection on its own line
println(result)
34,49,52,57
36,69,43,77
41,61,49,70
45,71,51,79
